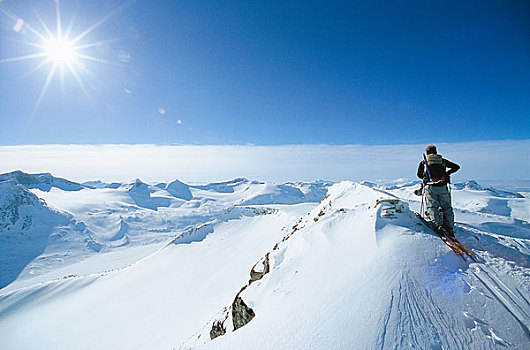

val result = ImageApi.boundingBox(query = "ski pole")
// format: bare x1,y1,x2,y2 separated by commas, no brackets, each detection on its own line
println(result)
422,153,433,182
420,187,425,218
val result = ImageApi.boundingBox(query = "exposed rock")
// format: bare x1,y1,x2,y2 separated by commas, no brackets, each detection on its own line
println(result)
250,253,270,284
376,199,405,219
0,180,41,231
282,218,303,242
375,198,400,206
209,307,230,340
21,215,32,230
209,319,227,340
232,296,255,331
206,192,336,341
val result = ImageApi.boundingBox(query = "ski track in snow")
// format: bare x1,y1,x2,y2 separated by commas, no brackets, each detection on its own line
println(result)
469,264,530,339
0,173,529,350
178,182,530,350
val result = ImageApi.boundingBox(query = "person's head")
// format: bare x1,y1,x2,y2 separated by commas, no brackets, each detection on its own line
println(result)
425,144,437,155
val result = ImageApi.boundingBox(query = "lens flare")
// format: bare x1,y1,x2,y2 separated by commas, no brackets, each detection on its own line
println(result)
0,0,128,112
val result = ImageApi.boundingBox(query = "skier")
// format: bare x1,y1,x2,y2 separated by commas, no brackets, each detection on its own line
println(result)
417,145,460,237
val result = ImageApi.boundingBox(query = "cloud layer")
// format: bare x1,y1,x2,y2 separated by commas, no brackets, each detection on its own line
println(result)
0,140,528,183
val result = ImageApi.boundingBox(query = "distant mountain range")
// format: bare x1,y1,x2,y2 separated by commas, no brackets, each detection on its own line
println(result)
0,171,528,350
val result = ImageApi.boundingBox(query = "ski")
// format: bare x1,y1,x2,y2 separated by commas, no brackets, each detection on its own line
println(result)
444,235,477,262
415,212,465,259
427,220,477,262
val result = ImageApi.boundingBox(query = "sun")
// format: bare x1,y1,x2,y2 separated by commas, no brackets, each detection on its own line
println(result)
0,0,124,111
42,36,77,65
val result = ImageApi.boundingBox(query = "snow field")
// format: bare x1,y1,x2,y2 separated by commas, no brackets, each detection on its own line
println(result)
0,203,314,349
184,182,530,349
1,173,529,350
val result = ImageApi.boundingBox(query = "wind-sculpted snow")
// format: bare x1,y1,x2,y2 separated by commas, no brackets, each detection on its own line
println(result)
185,178,332,206
0,194,308,350
191,178,250,193
0,172,330,293
82,180,122,189
181,182,530,350
159,179,194,201
168,206,278,246
126,179,172,210
0,175,529,350
453,180,524,199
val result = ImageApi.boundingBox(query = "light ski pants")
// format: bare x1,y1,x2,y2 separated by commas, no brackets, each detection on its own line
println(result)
424,184,454,233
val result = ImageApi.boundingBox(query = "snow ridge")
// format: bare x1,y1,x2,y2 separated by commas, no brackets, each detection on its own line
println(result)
1,173,529,350
0,170,84,192
180,182,530,350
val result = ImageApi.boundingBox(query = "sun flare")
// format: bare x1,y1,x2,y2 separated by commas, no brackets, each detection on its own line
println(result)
0,0,122,111
42,36,77,65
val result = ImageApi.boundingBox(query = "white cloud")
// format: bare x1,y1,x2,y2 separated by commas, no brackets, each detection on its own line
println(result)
0,140,528,183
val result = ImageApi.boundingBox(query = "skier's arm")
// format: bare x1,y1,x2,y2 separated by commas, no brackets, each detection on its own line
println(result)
417,161,425,179
444,159,460,175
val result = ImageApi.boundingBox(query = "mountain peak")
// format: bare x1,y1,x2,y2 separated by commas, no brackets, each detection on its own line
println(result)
0,170,84,192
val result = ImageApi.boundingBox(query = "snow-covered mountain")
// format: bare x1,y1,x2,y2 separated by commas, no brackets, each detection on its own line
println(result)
0,170,85,192
0,171,331,291
0,171,528,349
0,179,73,288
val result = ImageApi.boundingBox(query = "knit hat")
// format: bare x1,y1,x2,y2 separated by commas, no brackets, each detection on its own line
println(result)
425,144,437,154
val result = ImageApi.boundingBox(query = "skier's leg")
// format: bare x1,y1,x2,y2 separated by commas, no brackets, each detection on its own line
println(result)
439,187,455,236
425,186,442,228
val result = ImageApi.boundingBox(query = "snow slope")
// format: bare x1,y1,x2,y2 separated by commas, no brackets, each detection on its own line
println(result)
0,202,314,349
0,173,529,350
181,182,530,349
0,172,330,291
0,180,74,288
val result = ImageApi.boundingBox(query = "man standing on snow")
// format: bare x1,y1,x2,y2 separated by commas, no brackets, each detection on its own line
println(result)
417,145,460,237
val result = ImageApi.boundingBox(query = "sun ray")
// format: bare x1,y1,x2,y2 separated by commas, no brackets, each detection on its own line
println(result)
0,8,47,40
74,38,119,51
5,58,51,88
71,0,135,44
21,59,50,80
0,52,48,64
31,8,54,40
21,41,50,50
67,62,90,100
59,64,65,95
78,67,109,106
55,0,62,40
71,14,113,45
13,16,49,43
64,9,78,40
0,7,16,20
1,0,133,111
75,53,115,65
34,63,58,113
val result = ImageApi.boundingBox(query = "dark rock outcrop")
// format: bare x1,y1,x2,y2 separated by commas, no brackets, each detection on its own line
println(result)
249,253,270,284
210,320,227,340
232,296,255,331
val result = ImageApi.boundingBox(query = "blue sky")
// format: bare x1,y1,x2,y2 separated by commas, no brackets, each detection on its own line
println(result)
0,0,529,146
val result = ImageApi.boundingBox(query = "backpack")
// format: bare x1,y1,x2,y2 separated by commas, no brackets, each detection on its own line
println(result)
424,154,447,184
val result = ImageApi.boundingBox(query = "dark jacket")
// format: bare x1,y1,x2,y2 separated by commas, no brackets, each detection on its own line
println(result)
417,154,460,185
